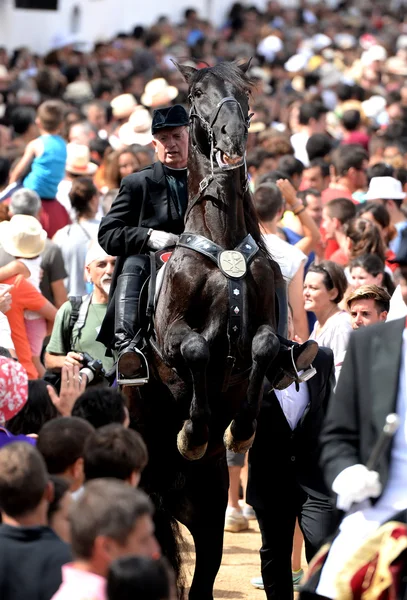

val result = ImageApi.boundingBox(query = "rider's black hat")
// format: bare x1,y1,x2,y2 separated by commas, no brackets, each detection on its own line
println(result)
151,105,189,134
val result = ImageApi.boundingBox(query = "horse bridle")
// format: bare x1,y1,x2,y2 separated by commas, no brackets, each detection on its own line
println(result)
186,95,254,219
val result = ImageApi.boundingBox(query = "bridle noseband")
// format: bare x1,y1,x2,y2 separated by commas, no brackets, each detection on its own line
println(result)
186,94,253,220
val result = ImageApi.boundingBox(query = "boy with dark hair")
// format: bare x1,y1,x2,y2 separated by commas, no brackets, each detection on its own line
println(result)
322,197,356,265
37,416,95,492
0,443,71,600
322,144,368,205
84,423,148,486
302,159,330,193
305,133,333,162
71,388,129,429
277,156,304,190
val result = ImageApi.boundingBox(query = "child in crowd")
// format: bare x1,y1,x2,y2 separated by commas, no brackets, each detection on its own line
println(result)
83,423,148,487
9,100,70,238
37,416,95,492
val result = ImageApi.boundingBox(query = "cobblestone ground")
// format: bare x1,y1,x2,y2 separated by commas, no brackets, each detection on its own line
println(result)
183,520,304,599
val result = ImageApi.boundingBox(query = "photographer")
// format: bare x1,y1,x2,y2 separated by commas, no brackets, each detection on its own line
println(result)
44,243,115,384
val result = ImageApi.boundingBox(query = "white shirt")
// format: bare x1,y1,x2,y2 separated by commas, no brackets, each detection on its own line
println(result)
290,131,310,167
262,233,306,282
274,380,309,430
387,285,407,322
317,327,407,598
309,311,352,383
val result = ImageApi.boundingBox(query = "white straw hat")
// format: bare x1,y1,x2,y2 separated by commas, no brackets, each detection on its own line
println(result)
0,215,46,259
66,143,97,175
364,177,406,201
141,78,178,108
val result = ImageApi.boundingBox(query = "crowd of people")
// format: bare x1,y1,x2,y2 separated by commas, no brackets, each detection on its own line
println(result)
1,0,407,598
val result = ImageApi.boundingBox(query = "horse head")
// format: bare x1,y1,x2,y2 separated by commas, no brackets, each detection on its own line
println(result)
174,61,253,170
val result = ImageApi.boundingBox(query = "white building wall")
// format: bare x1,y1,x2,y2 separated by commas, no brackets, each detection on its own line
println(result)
0,0,236,55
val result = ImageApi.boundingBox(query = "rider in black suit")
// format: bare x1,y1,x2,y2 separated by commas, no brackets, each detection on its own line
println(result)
247,344,336,600
98,105,189,384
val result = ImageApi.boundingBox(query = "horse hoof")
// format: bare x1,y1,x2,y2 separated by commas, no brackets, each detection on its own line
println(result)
223,422,256,454
177,427,208,461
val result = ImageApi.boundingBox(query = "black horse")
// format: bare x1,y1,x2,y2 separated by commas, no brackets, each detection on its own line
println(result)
126,61,288,599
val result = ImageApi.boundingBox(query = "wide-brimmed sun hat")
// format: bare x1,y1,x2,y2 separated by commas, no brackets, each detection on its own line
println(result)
118,106,153,146
141,78,179,108
0,215,47,259
66,143,98,176
364,177,406,201
110,93,138,119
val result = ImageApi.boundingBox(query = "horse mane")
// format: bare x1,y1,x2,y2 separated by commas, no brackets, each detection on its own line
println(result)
188,61,254,94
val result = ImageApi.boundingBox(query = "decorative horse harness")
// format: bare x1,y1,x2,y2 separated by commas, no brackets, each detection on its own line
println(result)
178,232,259,391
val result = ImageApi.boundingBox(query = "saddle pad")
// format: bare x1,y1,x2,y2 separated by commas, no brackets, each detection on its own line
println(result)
154,254,171,308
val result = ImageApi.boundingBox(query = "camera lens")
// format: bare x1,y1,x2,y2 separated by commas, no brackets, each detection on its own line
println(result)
79,367,94,384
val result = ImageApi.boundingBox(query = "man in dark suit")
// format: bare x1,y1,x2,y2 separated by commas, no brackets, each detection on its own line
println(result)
247,341,336,600
98,105,189,385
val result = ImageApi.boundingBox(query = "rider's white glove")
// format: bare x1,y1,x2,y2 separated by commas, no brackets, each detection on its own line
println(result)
332,464,382,511
147,230,179,251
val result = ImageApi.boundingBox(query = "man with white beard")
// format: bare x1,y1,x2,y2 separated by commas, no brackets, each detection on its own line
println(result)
45,243,115,379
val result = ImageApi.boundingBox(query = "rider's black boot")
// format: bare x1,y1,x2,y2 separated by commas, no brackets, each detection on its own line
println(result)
269,337,318,390
115,257,150,386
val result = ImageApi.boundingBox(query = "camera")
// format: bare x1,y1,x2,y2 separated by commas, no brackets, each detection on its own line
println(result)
79,352,105,385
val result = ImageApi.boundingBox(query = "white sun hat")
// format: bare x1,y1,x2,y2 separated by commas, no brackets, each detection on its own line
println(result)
66,143,98,176
0,215,47,258
141,78,178,108
364,177,406,201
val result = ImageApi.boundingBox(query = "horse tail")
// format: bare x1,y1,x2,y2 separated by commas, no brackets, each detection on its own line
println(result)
153,498,188,596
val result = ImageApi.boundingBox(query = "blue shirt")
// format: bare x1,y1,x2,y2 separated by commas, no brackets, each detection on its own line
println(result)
24,134,67,199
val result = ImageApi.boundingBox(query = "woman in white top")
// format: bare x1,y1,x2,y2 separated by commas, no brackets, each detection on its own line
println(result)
304,260,352,383
53,177,101,296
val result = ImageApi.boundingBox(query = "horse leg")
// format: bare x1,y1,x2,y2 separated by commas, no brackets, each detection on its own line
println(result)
224,324,279,453
164,321,210,461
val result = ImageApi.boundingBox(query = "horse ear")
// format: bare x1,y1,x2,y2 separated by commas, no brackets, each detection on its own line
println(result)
172,60,198,84
238,58,253,74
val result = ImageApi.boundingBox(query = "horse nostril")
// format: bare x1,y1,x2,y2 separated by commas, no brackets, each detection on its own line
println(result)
221,124,227,134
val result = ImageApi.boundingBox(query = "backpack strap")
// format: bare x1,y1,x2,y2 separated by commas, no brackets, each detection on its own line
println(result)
63,294,91,352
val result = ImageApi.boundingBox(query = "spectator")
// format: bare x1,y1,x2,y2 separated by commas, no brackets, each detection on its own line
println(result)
0,214,51,377
9,100,70,238
364,176,407,254
322,144,368,204
7,188,68,307
6,379,58,435
44,243,115,378
0,443,71,600
84,423,148,485
53,178,101,296
277,156,304,190
359,201,397,265
104,148,141,190
107,556,174,600
291,102,328,167
254,181,309,341
344,217,387,268
51,480,160,600
349,254,395,295
322,197,357,265
306,133,333,162
72,388,129,429
304,260,352,382
346,284,390,329
47,475,72,544
37,416,95,492
341,109,370,151
301,159,330,193
247,148,277,191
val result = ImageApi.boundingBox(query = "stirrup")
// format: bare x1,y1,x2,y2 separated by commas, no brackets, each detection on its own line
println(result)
117,347,150,387
290,345,317,385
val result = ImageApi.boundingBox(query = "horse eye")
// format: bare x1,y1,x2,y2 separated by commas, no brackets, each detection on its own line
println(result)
194,89,203,98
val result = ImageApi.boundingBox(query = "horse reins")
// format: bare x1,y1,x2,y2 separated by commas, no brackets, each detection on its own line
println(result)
185,95,254,221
